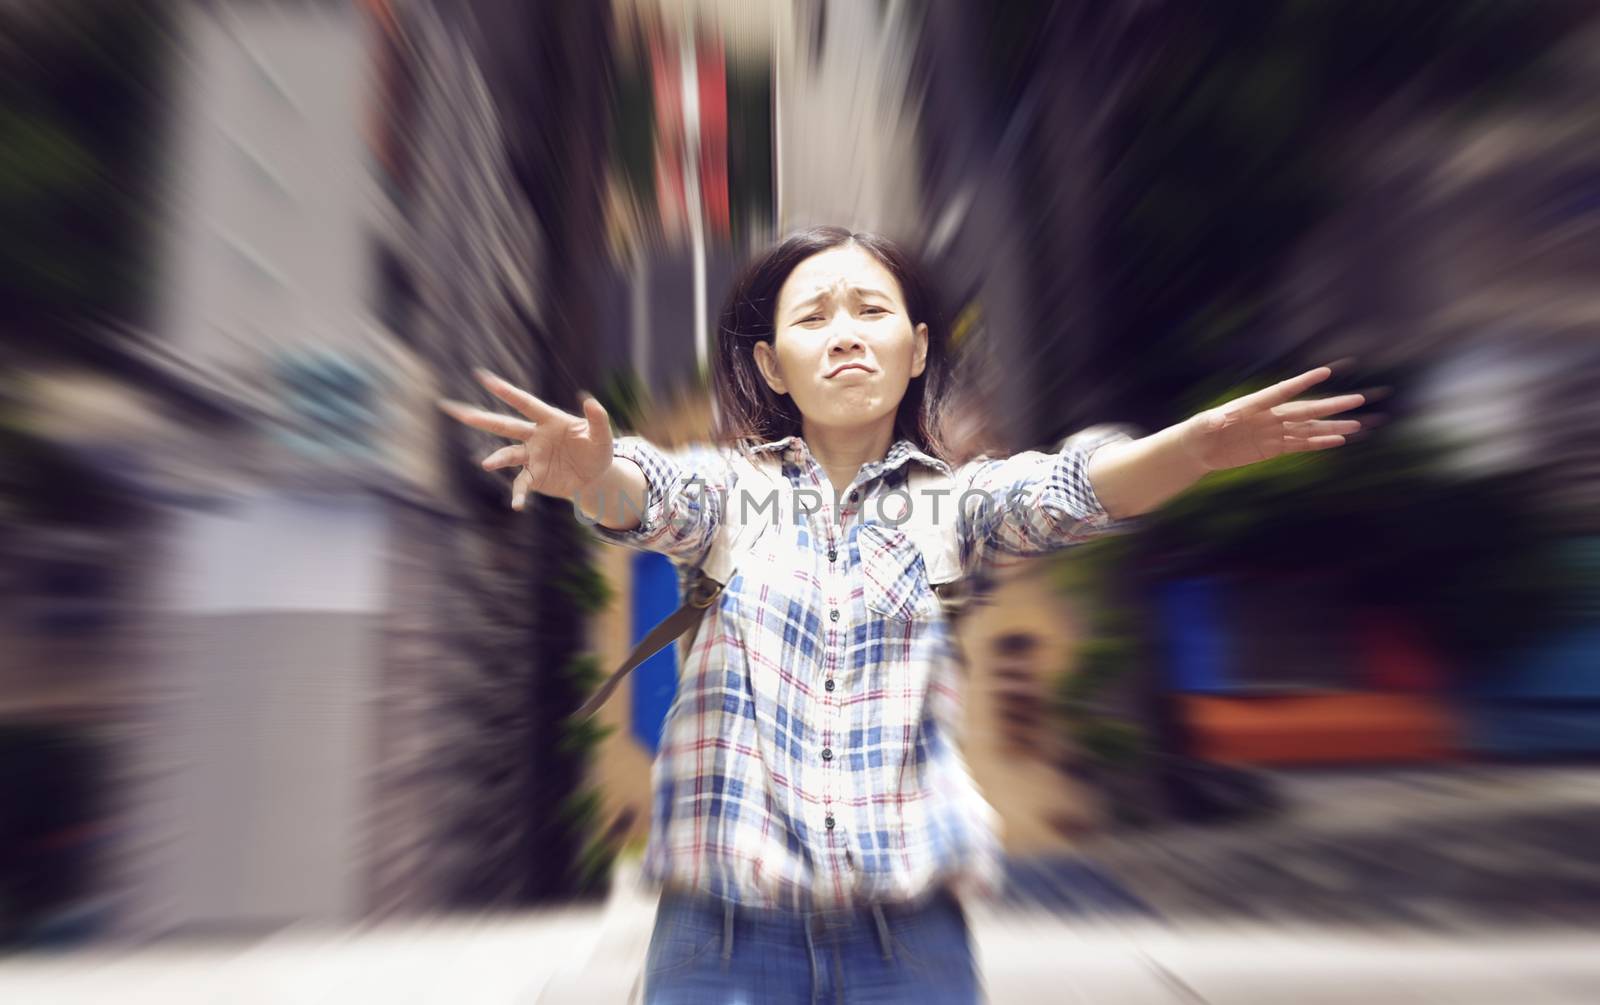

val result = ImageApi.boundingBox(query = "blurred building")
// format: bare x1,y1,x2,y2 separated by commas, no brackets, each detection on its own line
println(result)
8,0,567,936
360,0,619,913
5,2,398,939
773,0,921,238
112,2,432,935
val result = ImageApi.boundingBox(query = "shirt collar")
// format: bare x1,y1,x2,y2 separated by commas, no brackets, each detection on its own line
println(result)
747,435,953,479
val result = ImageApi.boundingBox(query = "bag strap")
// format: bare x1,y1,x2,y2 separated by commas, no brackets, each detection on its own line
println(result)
579,574,974,721
576,452,985,719
575,449,778,721
574,569,723,721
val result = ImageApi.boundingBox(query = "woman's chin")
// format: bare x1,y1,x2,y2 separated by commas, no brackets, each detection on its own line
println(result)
809,401,895,430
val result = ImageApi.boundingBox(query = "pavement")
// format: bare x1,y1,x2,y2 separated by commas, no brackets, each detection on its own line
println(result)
4,765,1598,1003
1077,764,1600,931
3,899,1595,1004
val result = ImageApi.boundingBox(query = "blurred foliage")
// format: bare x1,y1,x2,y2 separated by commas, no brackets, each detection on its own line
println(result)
557,783,624,896
0,2,171,343
726,58,775,240
560,652,604,693
1057,635,1147,767
1050,537,1154,827
1100,1,1581,423
1128,364,1596,665
605,23,655,225
1074,718,1146,768
555,553,615,616
542,516,622,896
595,366,650,432
558,713,615,758
555,701,621,899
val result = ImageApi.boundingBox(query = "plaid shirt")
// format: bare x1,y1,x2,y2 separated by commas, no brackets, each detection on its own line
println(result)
588,428,1133,909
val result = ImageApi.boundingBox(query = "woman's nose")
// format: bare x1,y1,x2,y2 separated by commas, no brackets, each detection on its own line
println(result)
826,328,865,354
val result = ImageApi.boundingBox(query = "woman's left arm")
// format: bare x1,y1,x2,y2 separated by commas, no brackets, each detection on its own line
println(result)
1086,364,1365,519
956,424,1139,576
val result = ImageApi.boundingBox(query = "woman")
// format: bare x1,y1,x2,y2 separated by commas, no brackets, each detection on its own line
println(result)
439,227,1364,1003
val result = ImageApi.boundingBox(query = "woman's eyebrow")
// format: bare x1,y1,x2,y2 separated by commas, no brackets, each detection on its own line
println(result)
786,290,837,318
787,286,894,318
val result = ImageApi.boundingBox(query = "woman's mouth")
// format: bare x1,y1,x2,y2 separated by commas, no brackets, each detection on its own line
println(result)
825,363,874,379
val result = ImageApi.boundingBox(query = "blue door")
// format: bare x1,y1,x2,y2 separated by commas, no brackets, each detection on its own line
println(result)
630,552,682,753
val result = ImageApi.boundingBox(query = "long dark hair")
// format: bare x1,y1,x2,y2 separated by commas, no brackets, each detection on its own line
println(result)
711,226,955,461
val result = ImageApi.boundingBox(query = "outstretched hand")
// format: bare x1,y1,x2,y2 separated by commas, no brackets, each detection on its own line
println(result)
437,370,614,510
1179,365,1365,473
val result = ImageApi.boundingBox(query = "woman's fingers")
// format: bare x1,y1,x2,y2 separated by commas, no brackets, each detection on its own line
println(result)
437,399,537,440
481,444,528,471
475,368,565,423
1285,418,1362,437
1233,365,1333,413
579,395,611,440
511,468,533,511
1285,434,1347,453
1271,392,1366,422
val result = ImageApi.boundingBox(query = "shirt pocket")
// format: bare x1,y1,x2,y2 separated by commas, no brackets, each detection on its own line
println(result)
730,524,825,652
857,523,939,623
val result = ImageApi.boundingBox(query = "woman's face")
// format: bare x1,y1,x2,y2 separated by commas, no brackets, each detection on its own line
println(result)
754,243,928,434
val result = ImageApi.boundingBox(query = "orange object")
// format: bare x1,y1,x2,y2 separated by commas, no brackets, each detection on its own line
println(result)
1180,693,1457,764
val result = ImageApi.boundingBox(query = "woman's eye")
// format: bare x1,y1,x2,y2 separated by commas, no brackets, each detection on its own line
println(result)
861,306,885,316
801,315,823,324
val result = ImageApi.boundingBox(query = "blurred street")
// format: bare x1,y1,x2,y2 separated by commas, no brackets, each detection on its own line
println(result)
6,2,1600,1000
2,885,1595,1005
1082,764,1600,931
5,764,1598,1003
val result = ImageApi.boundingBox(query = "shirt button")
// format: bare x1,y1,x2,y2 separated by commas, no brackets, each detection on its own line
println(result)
824,679,835,692
821,747,833,761
829,608,840,622
848,491,859,503
827,548,837,563
825,815,836,830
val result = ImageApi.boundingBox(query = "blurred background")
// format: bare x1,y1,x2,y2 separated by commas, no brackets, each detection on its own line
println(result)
3,0,1600,1000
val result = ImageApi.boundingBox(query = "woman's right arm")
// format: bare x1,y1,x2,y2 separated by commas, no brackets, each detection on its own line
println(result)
576,436,730,568
438,369,727,567
572,453,648,531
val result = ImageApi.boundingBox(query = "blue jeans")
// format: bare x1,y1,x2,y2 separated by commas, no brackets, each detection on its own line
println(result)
642,887,979,1004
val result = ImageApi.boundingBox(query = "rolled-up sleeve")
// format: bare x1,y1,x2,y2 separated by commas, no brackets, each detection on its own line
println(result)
955,423,1141,575
581,435,731,569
